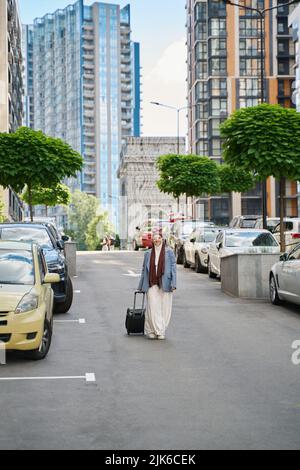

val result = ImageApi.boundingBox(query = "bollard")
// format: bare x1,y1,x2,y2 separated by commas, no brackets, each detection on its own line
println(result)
64,241,77,277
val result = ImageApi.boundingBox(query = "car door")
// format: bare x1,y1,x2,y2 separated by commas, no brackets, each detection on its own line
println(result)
185,230,196,263
38,249,52,319
279,245,300,304
210,232,223,274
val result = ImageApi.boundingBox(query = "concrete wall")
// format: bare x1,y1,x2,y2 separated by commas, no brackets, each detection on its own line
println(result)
221,254,281,300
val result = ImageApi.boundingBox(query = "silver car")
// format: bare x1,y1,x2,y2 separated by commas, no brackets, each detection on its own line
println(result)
183,227,221,273
270,243,300,305
207,229,280,278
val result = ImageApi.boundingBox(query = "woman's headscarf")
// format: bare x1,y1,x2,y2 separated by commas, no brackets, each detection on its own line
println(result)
149,231,165,288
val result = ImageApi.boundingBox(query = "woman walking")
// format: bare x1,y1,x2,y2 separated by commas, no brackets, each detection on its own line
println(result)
138,232,177,340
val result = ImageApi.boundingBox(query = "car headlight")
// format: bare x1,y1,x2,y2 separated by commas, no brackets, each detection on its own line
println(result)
15,293,39,314
48,263,65,274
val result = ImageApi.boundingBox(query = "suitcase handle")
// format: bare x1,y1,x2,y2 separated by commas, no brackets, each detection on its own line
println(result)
134,291,145,311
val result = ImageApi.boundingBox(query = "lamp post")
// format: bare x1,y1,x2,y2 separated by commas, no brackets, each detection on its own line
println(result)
224,0,299,229
150,101,197,155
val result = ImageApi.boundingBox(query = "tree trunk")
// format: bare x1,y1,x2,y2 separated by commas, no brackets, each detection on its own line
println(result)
279,177,286,253
28,184,33,222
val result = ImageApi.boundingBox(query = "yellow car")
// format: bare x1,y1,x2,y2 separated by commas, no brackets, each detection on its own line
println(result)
0,241,60,360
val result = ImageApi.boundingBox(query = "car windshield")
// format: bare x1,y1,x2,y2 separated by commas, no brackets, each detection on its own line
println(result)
0,227,54,250
240,219,258,228
203,231,218,243
0,249,34,285
225,231,278,247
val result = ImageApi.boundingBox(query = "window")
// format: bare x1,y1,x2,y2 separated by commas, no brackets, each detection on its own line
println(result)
240,78,260,97
210,78,227,96
196,61,207,79
195,2,206,21
209,119,222,137
211,98,227,116
240,19,259,37
209,19,226,37
195,81,207,101
240,58,260,76
209,58,227,76
277,18,289,35
210,139,222,156
210,38,226,56
196,121,208,139
278,39,289,55
195,21,207,41
195,42,207,61
278,59,290,75
240,97,259,108
196,140,208,155
239,38,261,56
196,102,208,119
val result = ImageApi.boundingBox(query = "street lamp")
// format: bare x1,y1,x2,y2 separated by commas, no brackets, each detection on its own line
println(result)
150,101,197,155
224,0,300,229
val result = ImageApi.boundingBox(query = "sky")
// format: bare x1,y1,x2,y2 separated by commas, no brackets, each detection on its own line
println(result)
18,0,187,138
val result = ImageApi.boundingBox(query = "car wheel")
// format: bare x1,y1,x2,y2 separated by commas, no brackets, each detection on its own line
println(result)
195,254,207,273
54,276,74,314
270,274,281,305
208,258,217,279
25,318,52,361
183,251,190,268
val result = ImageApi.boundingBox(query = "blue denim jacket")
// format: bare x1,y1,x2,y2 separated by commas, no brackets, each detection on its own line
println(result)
138,247,177,293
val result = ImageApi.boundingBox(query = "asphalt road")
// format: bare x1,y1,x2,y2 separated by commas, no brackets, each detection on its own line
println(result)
1,250,300,450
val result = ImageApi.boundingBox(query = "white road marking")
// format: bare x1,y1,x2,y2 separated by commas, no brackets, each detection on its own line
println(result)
123,270,140,278
0,373,96,384
54,319,86,324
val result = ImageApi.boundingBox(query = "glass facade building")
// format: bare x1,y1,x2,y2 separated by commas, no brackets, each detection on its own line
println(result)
187,0,297,224
23,0,141,230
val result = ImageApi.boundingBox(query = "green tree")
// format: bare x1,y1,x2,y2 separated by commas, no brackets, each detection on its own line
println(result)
86,212,114,251
217,164,256,194
0,127,83,220
22,183,71,216
67,191,100,250
221,104,300,251
157,154,220,206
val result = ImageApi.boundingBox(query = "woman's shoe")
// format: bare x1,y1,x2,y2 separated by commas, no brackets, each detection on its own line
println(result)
148,333,156,339
157,335,165,340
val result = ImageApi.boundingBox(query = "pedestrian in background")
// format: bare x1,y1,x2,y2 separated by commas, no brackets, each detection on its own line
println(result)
138,231,177,340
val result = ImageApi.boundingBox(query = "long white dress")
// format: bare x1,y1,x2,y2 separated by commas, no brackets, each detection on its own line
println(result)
144,245,173,337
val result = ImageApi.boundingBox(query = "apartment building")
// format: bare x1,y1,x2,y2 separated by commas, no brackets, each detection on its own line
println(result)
0,0,24,221
187,0,297,224
23,0,141,230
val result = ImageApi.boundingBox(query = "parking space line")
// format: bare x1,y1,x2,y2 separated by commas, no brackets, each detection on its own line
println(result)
0,373,96,383
54,319,86,324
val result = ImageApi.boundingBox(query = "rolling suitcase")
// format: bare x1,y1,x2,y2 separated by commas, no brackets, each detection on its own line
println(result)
126,291,146,335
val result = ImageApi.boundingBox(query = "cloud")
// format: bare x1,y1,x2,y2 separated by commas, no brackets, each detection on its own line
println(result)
142,37,187,138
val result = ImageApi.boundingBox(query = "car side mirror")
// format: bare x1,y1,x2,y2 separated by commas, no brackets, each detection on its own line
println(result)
57,240,64,250
216,242,222,250
191,238,196,243
62,235,69,242
280,252,289,261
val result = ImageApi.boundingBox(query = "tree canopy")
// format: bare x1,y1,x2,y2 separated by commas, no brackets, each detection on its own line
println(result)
22,183,71,208
0,127,83,219
157,154,220,199
217,164,256,194
220,104,300,181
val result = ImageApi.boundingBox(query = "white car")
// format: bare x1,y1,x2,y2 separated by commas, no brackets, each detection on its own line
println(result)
270,243,300,306
183,227,221,273
207,229,280,278
272,218,300,252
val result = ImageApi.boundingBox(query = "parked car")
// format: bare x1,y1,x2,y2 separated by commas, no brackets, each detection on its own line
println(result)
0,241,60,360
168,220,215,264
0,223,73,313
133,219,172,251
254,217,280,232
270,243,300,306
183,227,222,272
272,218,300,252
229,215,261,229
207,229,280,278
